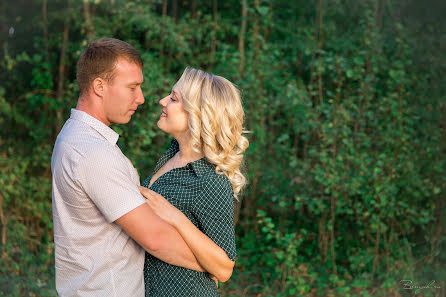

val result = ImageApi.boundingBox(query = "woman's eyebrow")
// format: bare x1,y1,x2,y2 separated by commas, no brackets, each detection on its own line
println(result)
172,90,179,99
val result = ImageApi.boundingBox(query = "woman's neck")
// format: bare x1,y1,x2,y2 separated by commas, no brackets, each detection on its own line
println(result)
175,135,204,163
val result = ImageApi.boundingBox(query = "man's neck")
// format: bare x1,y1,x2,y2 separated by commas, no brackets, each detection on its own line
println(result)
76,97,110,126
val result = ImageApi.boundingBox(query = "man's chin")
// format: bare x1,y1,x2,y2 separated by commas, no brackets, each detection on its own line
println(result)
114,117,132,125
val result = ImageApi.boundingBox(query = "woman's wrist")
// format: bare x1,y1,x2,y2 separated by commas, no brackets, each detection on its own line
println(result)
171,210,188,229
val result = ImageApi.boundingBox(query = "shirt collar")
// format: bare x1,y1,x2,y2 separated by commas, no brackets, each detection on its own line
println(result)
189,159,212,178
70,109,119,145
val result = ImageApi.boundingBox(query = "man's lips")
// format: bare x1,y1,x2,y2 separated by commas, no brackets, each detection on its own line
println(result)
160,111,167,117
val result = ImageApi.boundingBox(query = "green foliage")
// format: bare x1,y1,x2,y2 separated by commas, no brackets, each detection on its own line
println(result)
1,0,445,296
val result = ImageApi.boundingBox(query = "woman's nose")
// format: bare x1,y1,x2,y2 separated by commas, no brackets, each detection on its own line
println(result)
159,95,169,106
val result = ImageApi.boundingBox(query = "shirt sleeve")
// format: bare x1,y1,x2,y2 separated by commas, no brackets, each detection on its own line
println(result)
193,174,237,261
77,145,146,222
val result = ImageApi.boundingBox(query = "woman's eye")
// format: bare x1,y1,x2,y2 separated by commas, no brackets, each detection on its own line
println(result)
170,97,175,101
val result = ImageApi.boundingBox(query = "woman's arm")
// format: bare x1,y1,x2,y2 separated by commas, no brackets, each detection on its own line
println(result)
139,186,235,282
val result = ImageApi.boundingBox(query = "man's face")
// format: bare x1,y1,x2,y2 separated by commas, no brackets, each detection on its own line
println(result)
102,58,144,125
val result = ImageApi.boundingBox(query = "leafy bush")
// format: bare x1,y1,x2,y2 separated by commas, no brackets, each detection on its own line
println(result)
1,0,444,296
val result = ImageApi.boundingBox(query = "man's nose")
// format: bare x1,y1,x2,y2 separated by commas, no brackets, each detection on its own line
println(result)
136,88,145,105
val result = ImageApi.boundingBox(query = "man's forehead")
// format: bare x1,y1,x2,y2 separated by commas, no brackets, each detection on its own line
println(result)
112,59,143,83
114,58,142,71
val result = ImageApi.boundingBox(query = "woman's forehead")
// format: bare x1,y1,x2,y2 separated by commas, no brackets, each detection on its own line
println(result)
172,86,182,98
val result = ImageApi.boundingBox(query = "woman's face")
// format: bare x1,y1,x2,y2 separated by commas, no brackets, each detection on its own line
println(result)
157,86,189,139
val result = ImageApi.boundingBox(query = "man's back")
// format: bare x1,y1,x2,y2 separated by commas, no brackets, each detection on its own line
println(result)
52,109,145,297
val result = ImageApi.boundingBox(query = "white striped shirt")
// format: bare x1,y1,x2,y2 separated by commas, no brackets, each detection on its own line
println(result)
51,109,146,296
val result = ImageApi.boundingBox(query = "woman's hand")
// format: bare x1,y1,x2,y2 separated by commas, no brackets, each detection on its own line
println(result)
138,186,235,282
138,186,183,226
209,274,218,288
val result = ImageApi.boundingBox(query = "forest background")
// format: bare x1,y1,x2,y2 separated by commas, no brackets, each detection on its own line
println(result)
0,0,445,296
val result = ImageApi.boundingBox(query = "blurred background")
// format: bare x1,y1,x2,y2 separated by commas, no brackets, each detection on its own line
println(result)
0,0,445,296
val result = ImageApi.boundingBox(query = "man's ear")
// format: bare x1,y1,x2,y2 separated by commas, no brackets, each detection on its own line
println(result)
92,77,106,97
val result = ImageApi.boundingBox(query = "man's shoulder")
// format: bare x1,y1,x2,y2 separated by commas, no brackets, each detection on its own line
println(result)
53,120,120,169
60,118,116,148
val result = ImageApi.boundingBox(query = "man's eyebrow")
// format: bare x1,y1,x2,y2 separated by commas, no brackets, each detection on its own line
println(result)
128,81,143,86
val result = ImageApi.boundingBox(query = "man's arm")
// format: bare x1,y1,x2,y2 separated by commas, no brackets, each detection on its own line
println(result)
140,186,235,282
77,146,203,271
116,202,204,272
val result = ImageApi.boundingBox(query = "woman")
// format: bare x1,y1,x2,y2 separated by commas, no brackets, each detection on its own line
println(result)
140,67,249,296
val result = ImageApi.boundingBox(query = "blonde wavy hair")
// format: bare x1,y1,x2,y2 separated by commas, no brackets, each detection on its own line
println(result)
175,67,249,199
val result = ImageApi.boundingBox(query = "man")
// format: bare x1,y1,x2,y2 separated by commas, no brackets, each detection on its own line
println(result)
51,38,203,296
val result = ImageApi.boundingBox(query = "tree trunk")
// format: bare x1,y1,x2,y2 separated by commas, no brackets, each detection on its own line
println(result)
242,175,257,233
42,0,49,62
0,190,6,256
42,0,51,133
83,0,95,40
317,0,324,105
162,0,168,19
330,195,337,275
56,8,70,134
308,0,322,106
171,0,178,23
191,0,197,19
371,223,381,280
252,0,260,69
233,198,241,226
209,0,218,69
238,0,247,77
318,212,328,263
159,0,168,58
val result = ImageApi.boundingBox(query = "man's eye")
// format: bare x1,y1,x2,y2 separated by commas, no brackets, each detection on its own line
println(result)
170,97,176,101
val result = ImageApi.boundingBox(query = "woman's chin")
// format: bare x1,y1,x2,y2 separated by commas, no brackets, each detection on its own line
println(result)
157,121,168,133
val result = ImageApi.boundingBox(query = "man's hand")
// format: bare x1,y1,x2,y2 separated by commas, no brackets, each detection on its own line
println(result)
115,203,205,272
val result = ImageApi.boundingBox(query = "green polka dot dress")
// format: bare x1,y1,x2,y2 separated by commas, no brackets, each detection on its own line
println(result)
142,139,236,297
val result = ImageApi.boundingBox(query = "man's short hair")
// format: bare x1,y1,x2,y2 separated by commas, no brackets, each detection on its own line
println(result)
76,38,143,95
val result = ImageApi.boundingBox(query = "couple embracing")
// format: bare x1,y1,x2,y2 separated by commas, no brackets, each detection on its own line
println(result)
51,38,248,296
